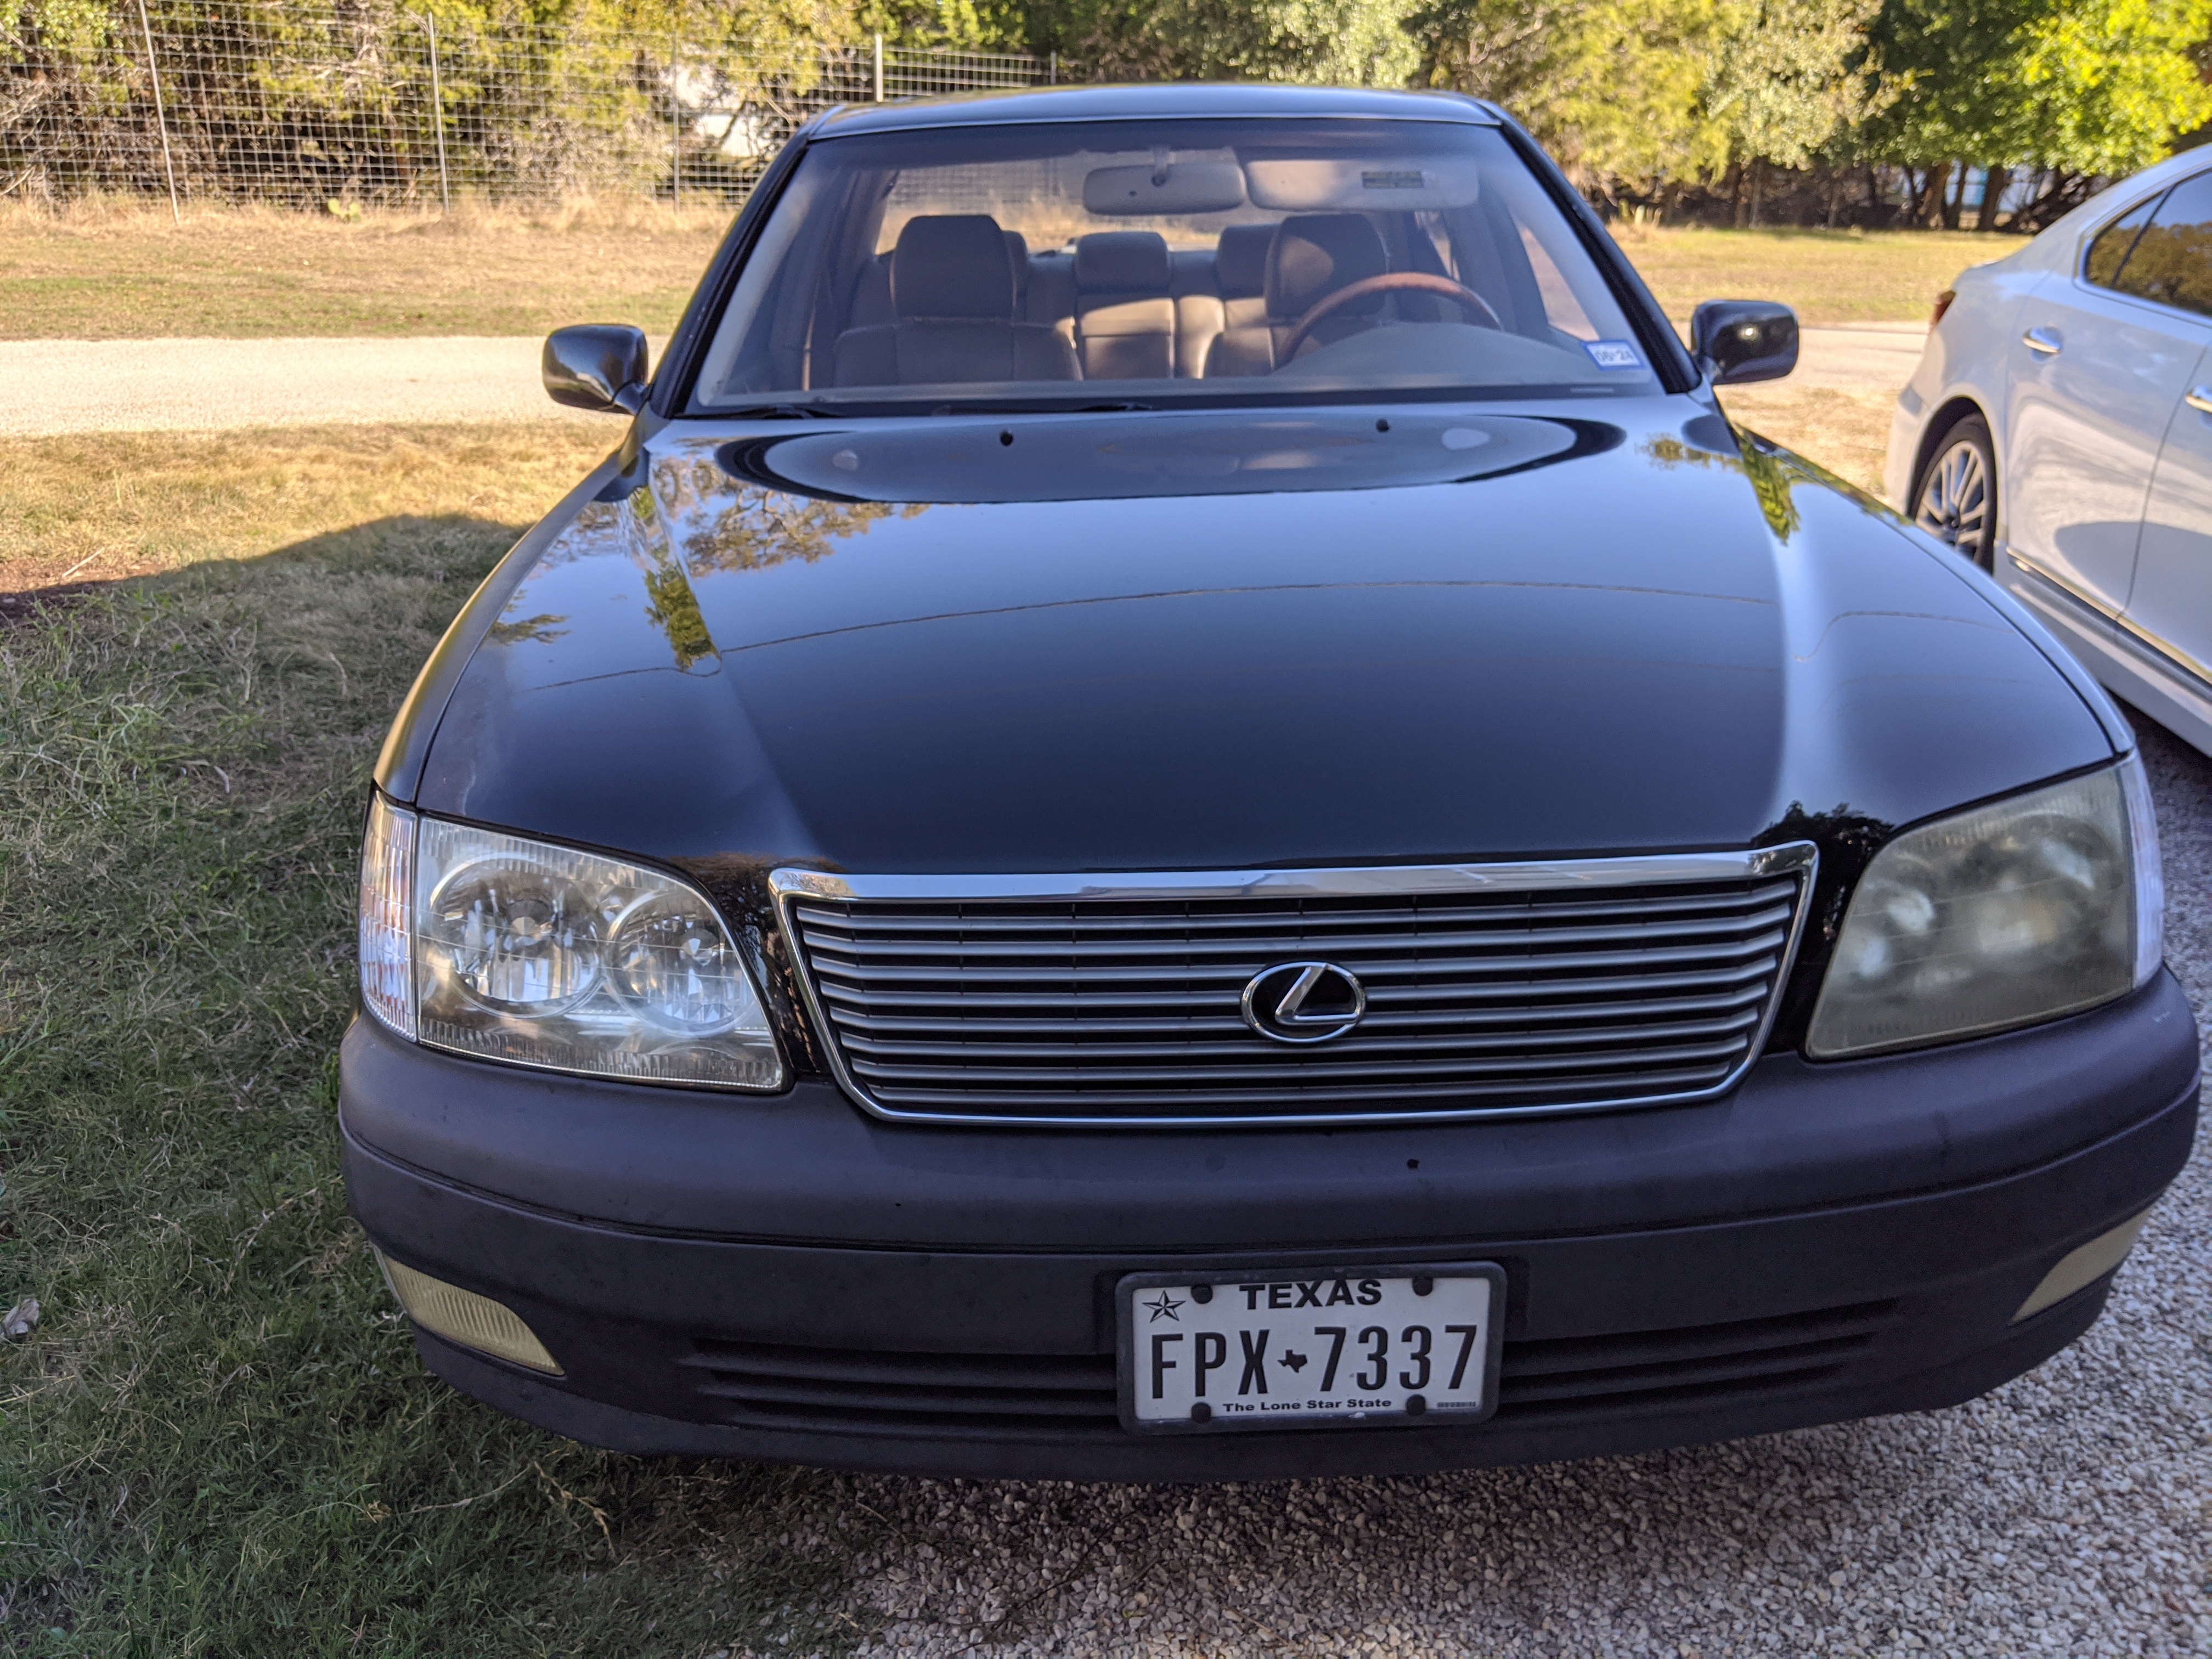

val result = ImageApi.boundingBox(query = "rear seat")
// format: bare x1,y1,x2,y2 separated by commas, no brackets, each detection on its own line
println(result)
1176,222,1271,380
837,219,1351,385
1073,231,1175,380
1024,247,1077,347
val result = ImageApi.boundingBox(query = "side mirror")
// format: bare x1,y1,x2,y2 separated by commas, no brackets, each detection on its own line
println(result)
543,324,650,413
1690,301,1798,386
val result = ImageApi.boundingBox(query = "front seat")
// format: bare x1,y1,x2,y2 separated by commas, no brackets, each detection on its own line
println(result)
834,215,1077,387
1205,214,1389,378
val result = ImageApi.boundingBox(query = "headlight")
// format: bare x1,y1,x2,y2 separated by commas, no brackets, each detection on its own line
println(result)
357,797,783,1090
1808,757,2162,1058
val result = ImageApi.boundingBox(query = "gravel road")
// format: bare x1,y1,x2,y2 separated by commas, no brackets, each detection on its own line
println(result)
6,328,1911,437
763,714,2207,1659
0,335,631,433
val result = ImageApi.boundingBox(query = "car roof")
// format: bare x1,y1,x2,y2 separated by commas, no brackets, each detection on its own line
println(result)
810,83,1502,138
2025,145,2212,259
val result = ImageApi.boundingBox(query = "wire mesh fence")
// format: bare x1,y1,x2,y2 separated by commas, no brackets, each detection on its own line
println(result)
1,2,1047,211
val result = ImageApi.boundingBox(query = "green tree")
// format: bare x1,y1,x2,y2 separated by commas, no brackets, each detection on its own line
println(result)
1030,0,1423,86
860,0,1029,47
1700,0,1882,222
2014,0,2212,175
1410,0,1724,191
1860,0,2212,224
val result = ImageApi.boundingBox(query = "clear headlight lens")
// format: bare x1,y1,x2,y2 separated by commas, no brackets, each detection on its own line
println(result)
425,853,605,1015
359,793,416,1040
358,799,783,1090
1808,758,2162,1058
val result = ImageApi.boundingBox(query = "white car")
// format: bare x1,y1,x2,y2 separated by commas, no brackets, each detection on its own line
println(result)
1887,150,2212,754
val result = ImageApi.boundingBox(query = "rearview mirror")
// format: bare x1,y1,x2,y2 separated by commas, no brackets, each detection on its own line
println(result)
1082,161,1246,216
1690,301,1798,386
543,324,650,413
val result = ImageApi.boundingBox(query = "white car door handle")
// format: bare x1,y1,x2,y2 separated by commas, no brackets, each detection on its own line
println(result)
2188,386,2212,416
2022,326,2063,356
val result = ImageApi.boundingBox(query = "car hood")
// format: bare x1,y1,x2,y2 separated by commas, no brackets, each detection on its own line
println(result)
411,400,2114,876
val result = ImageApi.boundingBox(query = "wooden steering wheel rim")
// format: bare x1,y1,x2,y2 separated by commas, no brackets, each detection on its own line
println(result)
1278,272,1504,363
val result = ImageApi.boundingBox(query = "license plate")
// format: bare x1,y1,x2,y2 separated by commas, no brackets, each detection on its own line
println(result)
1116,1264,1505,1433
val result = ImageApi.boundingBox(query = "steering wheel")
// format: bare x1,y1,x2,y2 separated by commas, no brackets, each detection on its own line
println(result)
1278,273,1504,363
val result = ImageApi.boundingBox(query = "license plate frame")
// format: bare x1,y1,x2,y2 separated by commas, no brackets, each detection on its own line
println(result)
1114,1262,1507,1436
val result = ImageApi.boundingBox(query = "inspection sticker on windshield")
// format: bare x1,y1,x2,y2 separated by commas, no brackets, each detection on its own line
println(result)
1116,1264,1505,1434
1584,340,1645,370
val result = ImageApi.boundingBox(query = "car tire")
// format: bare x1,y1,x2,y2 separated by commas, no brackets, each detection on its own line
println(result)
1912,414,1997,572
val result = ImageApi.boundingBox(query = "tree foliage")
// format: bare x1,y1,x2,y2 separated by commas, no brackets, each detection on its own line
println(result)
1029,0,1421,85
1410,0,1722,185
1701,0,1884,173
1405,0,2205,200
7,0,2212,212
1857,0,2212,177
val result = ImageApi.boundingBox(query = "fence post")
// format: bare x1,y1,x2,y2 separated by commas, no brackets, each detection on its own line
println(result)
134,0,180,224
873,33,884,102
1049,50,1056,86
425,11,450,215
670,29,681,206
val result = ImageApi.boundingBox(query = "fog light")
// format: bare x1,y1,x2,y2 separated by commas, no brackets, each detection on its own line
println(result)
376,1251,563,1374
2011,1210,2153,1323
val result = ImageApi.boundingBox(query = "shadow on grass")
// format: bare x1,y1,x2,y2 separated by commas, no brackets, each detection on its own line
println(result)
0,518,871,1659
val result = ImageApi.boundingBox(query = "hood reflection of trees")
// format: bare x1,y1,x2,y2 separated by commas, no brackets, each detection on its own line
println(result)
653,456,929,577
1640,431,1803,542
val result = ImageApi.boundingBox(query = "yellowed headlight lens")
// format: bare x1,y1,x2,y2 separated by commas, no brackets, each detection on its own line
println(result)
1809,766,2139,1058
377,1252,563,1375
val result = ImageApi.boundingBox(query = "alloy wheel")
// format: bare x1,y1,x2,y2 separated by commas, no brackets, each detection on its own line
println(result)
1914,436,1991,567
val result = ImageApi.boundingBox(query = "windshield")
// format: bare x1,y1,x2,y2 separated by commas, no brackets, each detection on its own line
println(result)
689,117,1662,413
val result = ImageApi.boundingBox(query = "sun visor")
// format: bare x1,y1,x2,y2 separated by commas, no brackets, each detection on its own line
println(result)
1243,158,1481,211
1082,161,1246,216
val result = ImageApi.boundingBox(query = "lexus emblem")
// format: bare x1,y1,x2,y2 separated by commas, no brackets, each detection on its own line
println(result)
1241,961,1367,1045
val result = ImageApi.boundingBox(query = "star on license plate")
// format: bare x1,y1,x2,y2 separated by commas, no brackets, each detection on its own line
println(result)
1116,1264,1505,1433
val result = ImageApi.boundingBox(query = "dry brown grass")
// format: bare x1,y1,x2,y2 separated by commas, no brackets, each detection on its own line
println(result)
5,197,2011,341
1718,382,1894,498
0,421,611,594
0,196,731,341
1618,223,2005,326
0,401,1895,611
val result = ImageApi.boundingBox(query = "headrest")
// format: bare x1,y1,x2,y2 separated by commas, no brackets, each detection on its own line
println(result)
1214,223,1274,298
1005,230,1030,297
893,215,1014,320
1074,230,1171,292
1265,213,1388,320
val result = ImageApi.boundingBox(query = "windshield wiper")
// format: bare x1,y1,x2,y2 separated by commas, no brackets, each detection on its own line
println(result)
923,399,1159,416
723,397,1165,420
717,402,848,420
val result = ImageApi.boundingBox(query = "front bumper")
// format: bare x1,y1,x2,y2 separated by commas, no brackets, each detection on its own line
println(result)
341,972,2199,1481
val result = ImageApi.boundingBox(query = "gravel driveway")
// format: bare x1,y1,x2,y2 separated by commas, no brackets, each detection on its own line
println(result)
765,715,2208,1659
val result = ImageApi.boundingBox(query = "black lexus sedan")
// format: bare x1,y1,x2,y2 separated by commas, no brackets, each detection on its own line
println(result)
345,84,2197,1480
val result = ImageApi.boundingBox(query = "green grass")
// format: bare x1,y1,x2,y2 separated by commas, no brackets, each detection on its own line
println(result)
0,427,873,1655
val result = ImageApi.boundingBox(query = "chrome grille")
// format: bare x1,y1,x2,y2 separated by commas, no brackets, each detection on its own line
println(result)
774,849,1815,1126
